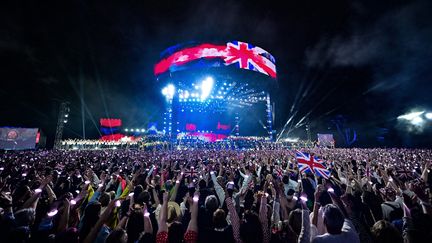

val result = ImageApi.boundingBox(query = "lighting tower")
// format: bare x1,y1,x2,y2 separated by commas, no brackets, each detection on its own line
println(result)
162,84,175,137
54,101,70,149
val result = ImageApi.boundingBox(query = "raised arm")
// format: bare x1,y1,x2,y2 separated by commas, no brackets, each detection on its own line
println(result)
83,199,120,243
45,184,57,204
225,196,241,243
298,202,311,243
158,191,169,233
143,204,153,234
211,171,225,207
170,172,182,201
312,184,323,226
186,192,199,232
57,198,70,233
259,194,270,243
22,175,52,209
271,199,280,225
421,161,430,183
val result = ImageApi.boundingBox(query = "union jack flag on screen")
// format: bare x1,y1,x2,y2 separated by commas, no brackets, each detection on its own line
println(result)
224,41,276,78
154,41,276,78
296,151,330,179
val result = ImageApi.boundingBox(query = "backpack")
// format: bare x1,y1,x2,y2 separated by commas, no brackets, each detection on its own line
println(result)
383,202,404,221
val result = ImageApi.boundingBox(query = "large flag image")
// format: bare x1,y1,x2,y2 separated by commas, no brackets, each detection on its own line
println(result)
296,151,330,179
154,41,277,79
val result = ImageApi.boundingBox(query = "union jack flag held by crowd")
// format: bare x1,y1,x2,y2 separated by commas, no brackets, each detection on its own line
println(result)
296,151,331,179
184,166,197,178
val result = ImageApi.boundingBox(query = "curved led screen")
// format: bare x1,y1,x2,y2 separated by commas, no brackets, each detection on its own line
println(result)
154,41,276,79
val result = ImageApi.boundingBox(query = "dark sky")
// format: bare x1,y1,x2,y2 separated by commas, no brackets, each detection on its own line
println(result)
1,0,432,147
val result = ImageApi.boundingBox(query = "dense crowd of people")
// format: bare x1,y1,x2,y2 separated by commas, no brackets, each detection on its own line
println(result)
61,136,318,151
0,147,431,243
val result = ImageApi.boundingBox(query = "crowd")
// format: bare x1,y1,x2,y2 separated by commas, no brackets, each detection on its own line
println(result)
61,136,313,151
61,139,140,150
61,137,170,151
0,147,431,243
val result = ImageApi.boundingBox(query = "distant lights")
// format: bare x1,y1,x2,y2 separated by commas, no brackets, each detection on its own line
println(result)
124,128,146,133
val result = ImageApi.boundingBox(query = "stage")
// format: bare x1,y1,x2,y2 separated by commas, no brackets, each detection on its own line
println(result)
155,41,278,142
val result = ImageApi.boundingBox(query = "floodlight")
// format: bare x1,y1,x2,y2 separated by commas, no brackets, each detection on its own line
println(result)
167,84,175,98
162,84,175,99
162,87,168,96
411,116,424,126
426,112,432,120
397,111,424,120
200,77,214,100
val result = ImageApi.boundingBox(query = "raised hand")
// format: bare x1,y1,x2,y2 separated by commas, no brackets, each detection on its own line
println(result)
314,184,324,200
41,174,53,187
162,191,169,204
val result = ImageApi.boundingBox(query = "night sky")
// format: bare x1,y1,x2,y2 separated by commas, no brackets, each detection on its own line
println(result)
1,0,432,148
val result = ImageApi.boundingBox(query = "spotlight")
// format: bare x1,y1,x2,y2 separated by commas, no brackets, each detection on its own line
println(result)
162,84,175,99
167,84,175,97
125,128,128,132
426,112,432,120
397,111,424,120
411,116,424,126
200,77,214,100
64,114,69,118
63,120,68,123
141,129,145,132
